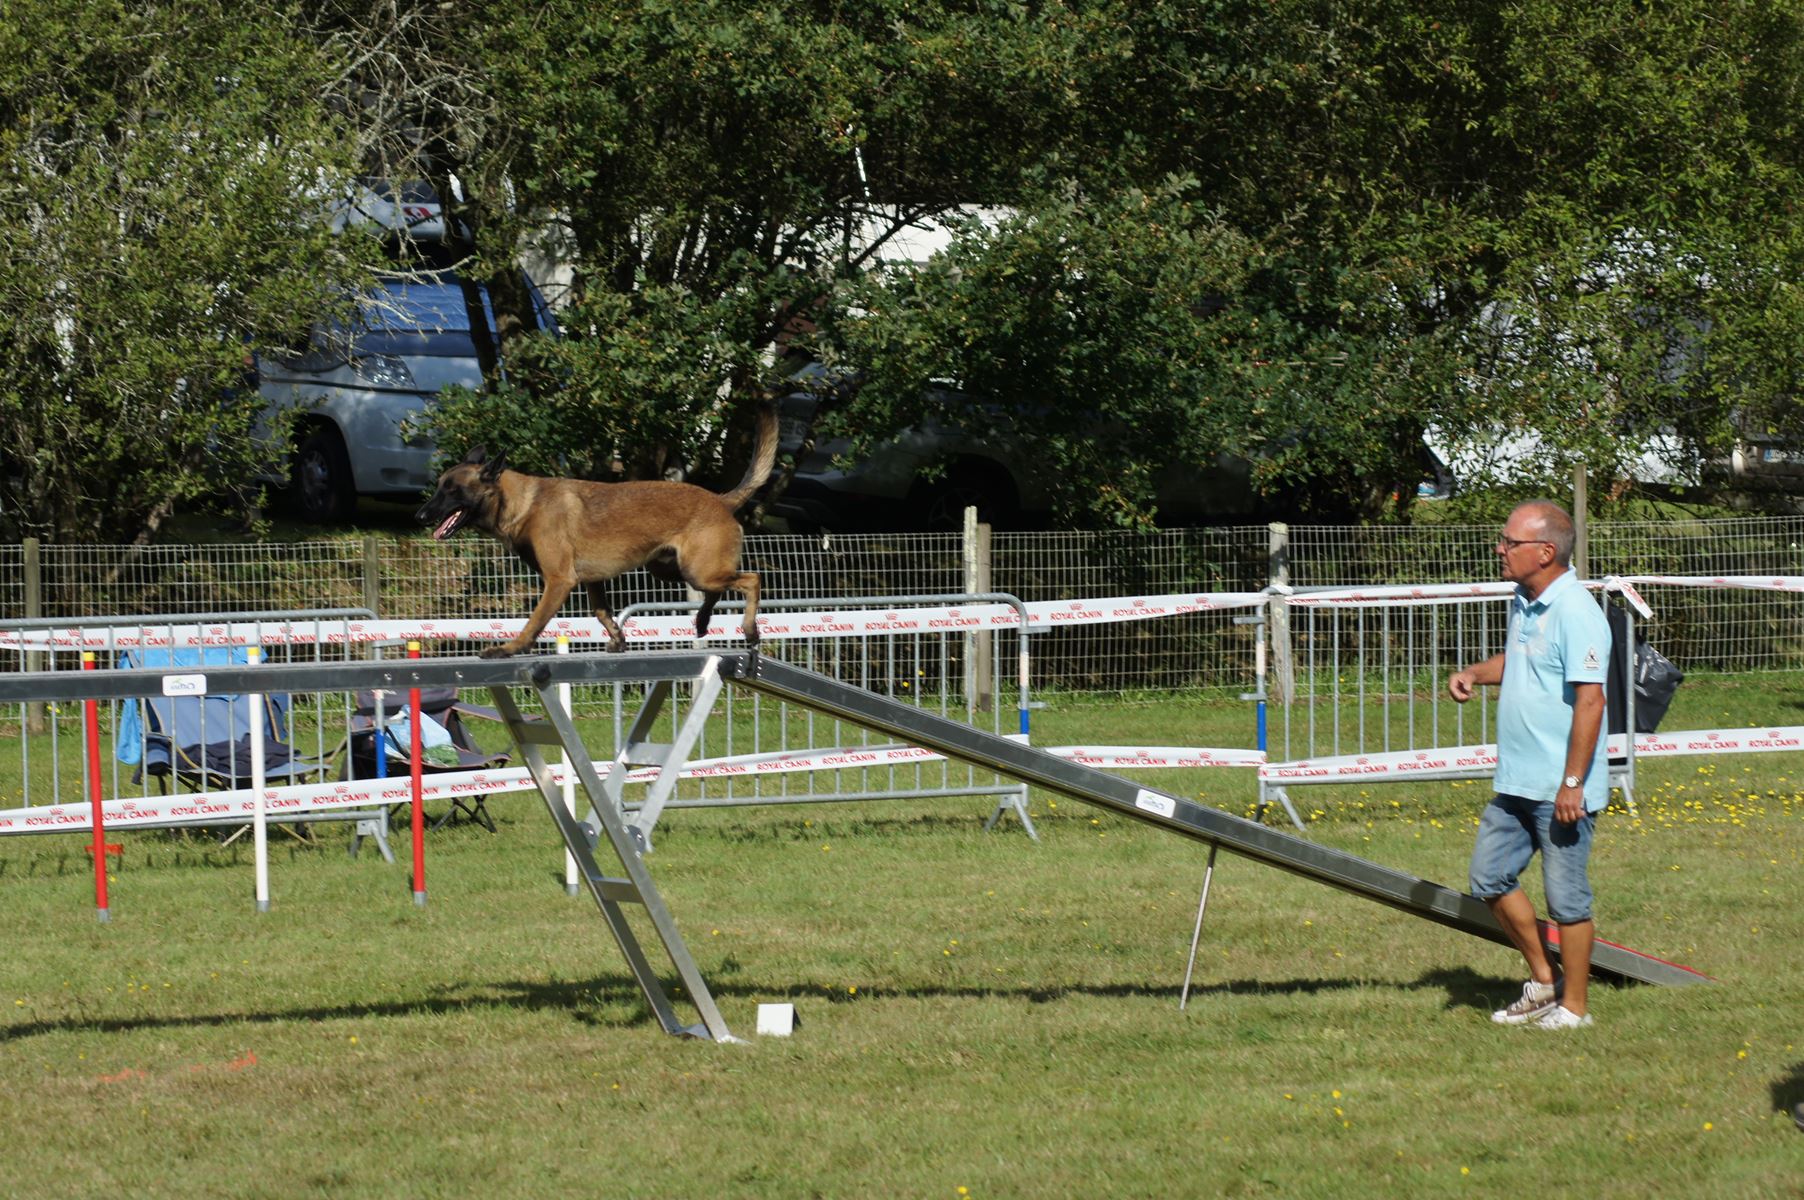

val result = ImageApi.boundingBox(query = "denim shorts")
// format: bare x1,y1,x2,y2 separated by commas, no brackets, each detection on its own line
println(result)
1469,793,1596,924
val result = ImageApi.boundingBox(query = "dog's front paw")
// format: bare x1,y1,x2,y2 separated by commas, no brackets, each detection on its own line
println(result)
605,638,627,654
479,645,517,660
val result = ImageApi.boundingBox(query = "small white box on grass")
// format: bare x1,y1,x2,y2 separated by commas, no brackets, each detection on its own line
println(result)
756,1003,798,1037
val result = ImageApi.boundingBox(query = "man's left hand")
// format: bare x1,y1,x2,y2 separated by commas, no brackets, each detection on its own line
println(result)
1554,786,1586,824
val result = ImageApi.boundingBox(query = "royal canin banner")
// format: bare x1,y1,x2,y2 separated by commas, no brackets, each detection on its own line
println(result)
0,592,1271,651
0,740,1265,835
1,576,1794,651
1259,725,1804,782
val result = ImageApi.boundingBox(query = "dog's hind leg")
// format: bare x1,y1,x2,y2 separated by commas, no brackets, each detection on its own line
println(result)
692,592,722,647
735,570,761,647
584,582,626,653
690,570,760,648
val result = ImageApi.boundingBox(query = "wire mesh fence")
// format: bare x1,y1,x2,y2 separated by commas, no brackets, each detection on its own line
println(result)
6,515,1804,691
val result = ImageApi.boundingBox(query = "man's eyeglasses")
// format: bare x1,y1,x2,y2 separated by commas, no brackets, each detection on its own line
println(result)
1496,535,1549,551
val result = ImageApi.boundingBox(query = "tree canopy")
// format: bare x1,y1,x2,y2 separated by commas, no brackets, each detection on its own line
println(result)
4,0,1803,540
0,0,374,542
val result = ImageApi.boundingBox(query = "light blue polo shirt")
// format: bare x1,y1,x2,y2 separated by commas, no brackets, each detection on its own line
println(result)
1493,569,1613,811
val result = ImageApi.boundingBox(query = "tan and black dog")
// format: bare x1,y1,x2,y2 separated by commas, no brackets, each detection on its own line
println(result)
416,407,778,657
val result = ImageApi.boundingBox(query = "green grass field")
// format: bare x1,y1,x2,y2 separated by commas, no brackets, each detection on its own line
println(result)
2,681,1802,1198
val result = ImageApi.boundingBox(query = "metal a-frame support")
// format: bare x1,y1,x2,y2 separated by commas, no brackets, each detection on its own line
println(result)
602,659,727,856
982,783,1038,839
483,665,738,1042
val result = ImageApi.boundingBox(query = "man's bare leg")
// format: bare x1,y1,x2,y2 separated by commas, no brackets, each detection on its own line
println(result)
1555,919,1593,1016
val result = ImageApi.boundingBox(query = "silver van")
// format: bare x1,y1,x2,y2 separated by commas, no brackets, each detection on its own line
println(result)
254,194,558,521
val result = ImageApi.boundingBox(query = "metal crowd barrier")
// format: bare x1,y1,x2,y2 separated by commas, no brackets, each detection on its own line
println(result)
0,610,393,855
606,593,1037,835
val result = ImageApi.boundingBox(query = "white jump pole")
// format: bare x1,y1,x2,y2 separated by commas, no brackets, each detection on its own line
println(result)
248,641,270,913
559,636,580,896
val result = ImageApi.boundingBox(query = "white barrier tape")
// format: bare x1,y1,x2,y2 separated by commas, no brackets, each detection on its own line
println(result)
1287,579,1647,610
1600,575,1654,619
1261,743,1499,781
1260,724,1804,781
1625,726,1804,757
1286,583,1515,608
1051,746,1267,769
0,593,1271,652
0,736,1271,834
1626,574,1804,592
4,576,1797,653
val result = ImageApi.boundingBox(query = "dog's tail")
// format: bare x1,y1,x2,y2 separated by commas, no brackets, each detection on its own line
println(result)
718,402,780,511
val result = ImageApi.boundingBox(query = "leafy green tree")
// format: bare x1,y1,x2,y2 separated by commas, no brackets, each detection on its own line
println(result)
828,176,1270,530
0,0,375,543
1111,0,1804,514
827,0,1804,523
415,0,1153,495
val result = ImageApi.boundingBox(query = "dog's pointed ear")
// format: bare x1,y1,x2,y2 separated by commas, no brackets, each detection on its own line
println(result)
461,445,488,466
481,450,508,482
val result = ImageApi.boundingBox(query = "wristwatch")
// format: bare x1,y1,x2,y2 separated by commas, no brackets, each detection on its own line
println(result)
1563,774,1581,789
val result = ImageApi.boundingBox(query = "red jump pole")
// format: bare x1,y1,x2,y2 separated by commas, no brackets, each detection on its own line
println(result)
408,640,426,907
81,651,110,923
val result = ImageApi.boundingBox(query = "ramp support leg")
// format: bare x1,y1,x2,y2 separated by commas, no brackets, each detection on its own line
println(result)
487,670,736,1043
1179,843,1222,1010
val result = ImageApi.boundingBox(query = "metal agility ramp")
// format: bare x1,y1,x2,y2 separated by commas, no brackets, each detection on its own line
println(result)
1,649,1709,1044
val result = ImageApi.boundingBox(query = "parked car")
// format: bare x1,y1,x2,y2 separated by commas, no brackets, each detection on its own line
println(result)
1721,435,1804,494
768,366,1263,532
253,187,559,522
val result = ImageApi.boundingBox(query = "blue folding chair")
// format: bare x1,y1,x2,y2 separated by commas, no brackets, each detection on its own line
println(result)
116,646,333,792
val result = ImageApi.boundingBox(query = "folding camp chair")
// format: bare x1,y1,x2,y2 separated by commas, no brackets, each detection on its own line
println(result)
343,687,512,832
116,646,339,844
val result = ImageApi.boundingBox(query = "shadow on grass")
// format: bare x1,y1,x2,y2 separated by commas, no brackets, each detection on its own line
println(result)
1773,1062,1804,1126
0,965,1555,1043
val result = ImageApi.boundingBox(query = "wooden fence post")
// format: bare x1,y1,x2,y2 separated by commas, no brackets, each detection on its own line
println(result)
1268,522,1293,705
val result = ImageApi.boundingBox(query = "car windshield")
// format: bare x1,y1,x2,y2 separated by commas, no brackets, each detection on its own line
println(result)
361,273,483,333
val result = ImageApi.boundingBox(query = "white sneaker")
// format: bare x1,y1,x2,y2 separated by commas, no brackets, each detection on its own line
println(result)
1534,1005,1594,1030
1491,979,1560,1025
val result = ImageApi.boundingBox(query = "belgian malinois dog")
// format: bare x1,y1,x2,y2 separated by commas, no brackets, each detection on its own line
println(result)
417,406,779,657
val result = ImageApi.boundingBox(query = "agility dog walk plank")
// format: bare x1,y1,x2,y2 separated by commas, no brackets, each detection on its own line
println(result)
0,647,1707,1039
721,655,1710,988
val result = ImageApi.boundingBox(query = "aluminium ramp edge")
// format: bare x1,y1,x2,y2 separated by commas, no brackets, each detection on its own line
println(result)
724,654,1711,989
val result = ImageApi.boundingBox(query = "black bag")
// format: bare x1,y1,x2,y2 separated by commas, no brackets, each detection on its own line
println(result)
1631,639,1684,733
1606,604,1685,738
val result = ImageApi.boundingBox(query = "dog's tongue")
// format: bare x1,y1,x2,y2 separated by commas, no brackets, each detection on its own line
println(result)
433,511,463,540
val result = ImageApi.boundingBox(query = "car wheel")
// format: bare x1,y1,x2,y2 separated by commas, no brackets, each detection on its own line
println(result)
290,426,357,523
913,464,1020,531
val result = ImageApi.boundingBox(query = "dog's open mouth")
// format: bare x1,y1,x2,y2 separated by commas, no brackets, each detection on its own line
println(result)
432,509,467,540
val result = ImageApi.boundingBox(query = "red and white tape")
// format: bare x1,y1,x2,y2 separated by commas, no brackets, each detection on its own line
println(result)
0,592,1262,651
0,738,1268,835
6,716,1800,835
1259,725,1804,782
